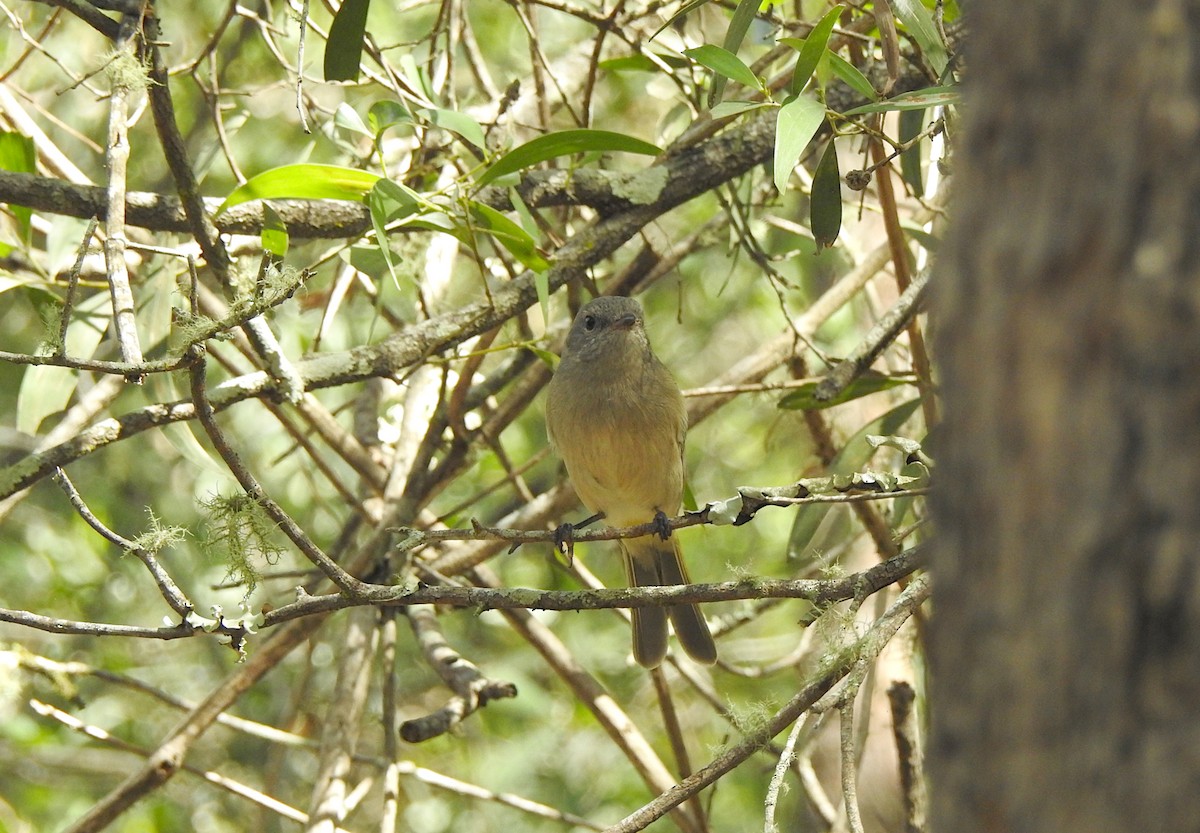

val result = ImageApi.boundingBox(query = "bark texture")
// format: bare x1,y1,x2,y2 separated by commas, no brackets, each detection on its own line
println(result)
931,1,1200,830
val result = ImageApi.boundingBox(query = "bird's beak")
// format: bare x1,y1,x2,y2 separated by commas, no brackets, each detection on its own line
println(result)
613,314,637,331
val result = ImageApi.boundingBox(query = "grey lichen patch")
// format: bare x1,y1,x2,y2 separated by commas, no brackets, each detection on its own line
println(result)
506,588,555,609
106,48,150,93
609,166,669,205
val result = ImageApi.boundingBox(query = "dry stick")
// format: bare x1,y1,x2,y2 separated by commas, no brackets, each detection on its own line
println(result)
61,613,329,833
868,139,938,426
837,699,867,833
19,650,597,829
887,681,927,833
604,576,931,833
764,715,807,833
262,546,926,625
143,13,303,402
187,353,367,595
56,216,96,354
379,611,403,833
307,608,378,833
30,699,310,824
192,280,388,494
101,11,143,370
688,235,899,427
650,668,707,833
52,468,193,618
399,605,518,743
815,266,931,403
471,564,704,833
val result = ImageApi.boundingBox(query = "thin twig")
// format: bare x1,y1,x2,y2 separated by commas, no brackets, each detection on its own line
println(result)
187,351,368,595
30,699,309,823
56,216,97,354
52,468,194,618
399,605,518,743
604,576,931,833
102,10,144,371
815,267,932,402
838,699,866,833
260,546,927,626
471,563,703,833
764,716,806,833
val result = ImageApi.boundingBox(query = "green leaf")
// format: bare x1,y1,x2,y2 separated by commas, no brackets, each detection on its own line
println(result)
0,131,36,244
0,131,35,173
842,85,958,116
333,102,371,137
368,100,411,136
773,93,825,193
890,0,949,74
708,0,763,105
477,129,661,186
217,164,382,214
683,44,761,95
598,54,690,72
778,371,912,411
899,108,925,197
811,137,842,249
902,224,940,252
260,203,289,258
324,0,370,81
781,4,842,95
418,107,487,150
368,179,420,289
469,202,550,272
710,100,769,118
826,50,878,102
651,0,712,41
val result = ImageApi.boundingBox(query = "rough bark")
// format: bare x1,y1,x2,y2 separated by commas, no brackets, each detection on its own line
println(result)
931,2,1200,830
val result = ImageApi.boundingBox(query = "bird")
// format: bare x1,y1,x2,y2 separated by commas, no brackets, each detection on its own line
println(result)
545,295,717,668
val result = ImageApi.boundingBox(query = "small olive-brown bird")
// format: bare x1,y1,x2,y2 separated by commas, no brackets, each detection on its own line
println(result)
546,296,717,668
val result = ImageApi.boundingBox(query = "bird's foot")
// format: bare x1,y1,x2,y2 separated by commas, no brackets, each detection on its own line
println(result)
553,522,575,563
652,510,673,542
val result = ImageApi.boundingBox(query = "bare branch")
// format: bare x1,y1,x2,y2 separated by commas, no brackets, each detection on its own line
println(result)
604,575,932,833
262,546,926,625
399,605,518,743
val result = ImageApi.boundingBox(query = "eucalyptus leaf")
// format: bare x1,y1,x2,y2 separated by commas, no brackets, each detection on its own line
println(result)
826,50,878,102
218,164,382,214
782,4,842,95
469,202,550,272
773,93,825,193
899,108,925,196
683,45,761,94
890,0,949,74
260,203,289,258
324,0,370,81
811,137,842,249
418,107,487,150
477,129,661,186
779,371,912,411
708,0,763,105
843,85,959,116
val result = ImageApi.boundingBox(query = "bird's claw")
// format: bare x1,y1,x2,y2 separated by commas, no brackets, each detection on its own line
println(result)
553,522,576,564
652,510,673,542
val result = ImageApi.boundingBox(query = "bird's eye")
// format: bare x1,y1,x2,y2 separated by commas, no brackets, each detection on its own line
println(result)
582,315,597,331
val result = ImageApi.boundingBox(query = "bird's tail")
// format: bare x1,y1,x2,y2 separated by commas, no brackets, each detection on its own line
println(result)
621,536,717,668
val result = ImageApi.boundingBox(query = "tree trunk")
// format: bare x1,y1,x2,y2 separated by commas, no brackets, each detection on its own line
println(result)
930,2,1200,831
